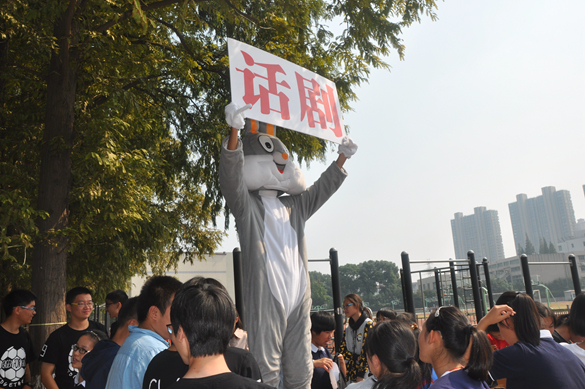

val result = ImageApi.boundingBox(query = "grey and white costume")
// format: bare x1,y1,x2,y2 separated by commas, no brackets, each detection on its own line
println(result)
219,136,347,388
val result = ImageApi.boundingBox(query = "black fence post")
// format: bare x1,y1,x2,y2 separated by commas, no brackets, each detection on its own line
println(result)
449,260,459,308
401,252,415,315
483,258,494,309
400,269,407,311
434,268,442,307
520,254,533,298
467,251,484,321
568,254,582,296
329,248,344,353
233,248,245,326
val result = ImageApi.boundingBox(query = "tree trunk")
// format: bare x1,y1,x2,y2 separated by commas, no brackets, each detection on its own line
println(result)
30,2,79,386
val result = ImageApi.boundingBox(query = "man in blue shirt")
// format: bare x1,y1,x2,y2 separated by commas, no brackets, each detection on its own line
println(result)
105,276,182,389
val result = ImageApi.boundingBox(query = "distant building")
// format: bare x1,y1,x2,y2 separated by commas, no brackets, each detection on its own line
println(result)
509,186,577,254
451,206,505,261
129,252,235,299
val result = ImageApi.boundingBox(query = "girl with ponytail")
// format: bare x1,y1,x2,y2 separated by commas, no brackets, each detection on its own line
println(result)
347,320,421,389
418,306,492,389
478,292,585,389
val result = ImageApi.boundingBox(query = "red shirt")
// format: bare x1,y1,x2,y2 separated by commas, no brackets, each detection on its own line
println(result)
487,333,509,351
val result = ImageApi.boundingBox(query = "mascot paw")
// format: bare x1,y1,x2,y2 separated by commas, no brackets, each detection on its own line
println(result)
338,135,358,158
225,102,252,130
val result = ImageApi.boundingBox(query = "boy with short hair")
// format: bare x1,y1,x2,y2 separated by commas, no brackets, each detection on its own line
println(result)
40,287,107,389
167,283,271,389
105,289,128,338
105,276,182,389
0,289,37,389
310,312,345,389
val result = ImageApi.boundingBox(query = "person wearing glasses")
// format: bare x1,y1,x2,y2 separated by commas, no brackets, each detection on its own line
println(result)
105,276,182,389
0,289,37,389
71,330,108,387
40,287,107,389
339,294,373,383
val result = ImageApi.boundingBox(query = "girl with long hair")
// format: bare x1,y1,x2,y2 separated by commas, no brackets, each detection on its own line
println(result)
348,321,421,389
340,293,373,382
477,292,585,389
418,306,492,389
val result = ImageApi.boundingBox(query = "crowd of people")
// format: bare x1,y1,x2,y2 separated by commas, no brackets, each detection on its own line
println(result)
2,284,585,389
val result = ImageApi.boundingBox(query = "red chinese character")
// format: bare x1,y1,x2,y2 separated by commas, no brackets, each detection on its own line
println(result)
295,73,342,137
236,51,291,120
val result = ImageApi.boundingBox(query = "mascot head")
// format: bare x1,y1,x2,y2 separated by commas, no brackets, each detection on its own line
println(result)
242,119,306,195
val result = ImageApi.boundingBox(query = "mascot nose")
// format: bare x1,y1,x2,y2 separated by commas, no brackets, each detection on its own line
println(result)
282,153,288,160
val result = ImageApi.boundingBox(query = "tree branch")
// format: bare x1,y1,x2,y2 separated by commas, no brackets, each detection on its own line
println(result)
90,74,163,108
221,0,275,30
93,0,182,34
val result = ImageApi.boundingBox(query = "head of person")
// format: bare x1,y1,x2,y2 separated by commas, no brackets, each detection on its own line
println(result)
311,311,336,348
534,301,556,335
364,320,421,389
498,293,540,346
136,275,182,340
485,291,522,340
394,312,420,335
66,287,94,321
170,283,237,364
419,306,492,382
343,293,363,320
2,289,37,324
71,330,108,370
376,307,397,325
568,292,585,341
105,289,128,319
115,297,139,333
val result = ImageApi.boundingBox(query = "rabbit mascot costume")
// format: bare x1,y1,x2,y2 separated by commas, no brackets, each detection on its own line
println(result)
219,103,357,388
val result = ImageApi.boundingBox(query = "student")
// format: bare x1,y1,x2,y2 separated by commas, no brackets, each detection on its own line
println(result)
81,297,139,389
374,308,396,326
477,293,585,389
560,292,585,364
166,283,271,389
348,321,422,389
340,294,373,383
419,306,492,389
0,289,37,389
142,278,263,389
310,311,345,389
104,290,128,338
71,330,108,387
105,276,182,389
534,301,556,335
40,287,107,389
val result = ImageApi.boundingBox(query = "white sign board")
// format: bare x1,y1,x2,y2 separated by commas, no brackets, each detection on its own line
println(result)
228,38,346,144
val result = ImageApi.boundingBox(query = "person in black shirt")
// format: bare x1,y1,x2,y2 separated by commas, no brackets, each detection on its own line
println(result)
0,289,37,389
39,287,107,389
166,282,270,389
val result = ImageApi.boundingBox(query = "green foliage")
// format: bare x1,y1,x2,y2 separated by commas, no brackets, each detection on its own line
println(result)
1,0,438,300
310,271,333,308
310,260,403,311
490,277,513,294
524,234,536,255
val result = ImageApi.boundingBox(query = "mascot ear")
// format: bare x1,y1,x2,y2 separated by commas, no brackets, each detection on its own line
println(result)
244,118,277,137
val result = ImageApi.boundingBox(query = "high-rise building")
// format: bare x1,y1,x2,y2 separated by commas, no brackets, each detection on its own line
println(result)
451,207,505,261
509,186,577,254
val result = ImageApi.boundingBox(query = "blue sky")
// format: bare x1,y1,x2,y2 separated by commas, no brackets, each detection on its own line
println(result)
218,1,585,275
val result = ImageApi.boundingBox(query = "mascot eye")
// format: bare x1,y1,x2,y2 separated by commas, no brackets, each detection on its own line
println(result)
258,136,274,153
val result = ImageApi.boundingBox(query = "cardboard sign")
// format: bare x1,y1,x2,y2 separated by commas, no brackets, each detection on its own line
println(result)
228,38,346,144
